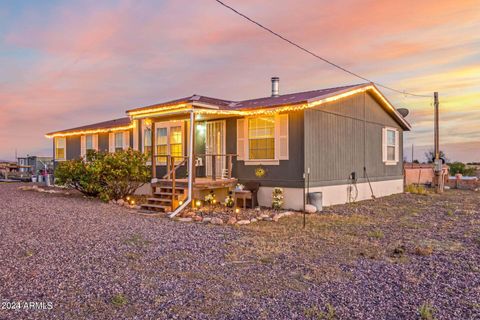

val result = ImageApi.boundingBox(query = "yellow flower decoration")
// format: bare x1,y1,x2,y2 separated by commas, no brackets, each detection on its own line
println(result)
255,167,266,178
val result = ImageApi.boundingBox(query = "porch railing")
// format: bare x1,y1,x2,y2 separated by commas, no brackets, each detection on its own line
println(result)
152,153,236,182
151,153,236,211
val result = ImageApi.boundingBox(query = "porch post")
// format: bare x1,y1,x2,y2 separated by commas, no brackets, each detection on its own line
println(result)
189,111,196,209
151,120,156,179
191,114,196,184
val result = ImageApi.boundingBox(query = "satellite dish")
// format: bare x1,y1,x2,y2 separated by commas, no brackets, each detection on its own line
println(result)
397,108,409,117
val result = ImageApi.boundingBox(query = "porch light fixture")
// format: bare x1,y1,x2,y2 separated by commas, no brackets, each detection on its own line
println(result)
196,123,206,135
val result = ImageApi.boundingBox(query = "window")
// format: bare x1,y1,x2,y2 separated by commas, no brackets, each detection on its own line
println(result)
383,127,399,164
55,137,66,160
85,134,94,151
156,127,168,161
387,130,396,161
144,128,152,156
114,132,123,152
170,126,183,158
248,116,275,160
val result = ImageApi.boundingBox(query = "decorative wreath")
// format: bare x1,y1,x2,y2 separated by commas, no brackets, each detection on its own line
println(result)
255,166,266,178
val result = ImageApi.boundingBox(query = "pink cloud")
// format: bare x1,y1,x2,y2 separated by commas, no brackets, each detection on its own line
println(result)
1,0,480,160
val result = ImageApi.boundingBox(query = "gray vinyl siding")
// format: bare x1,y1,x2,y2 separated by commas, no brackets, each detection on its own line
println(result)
227,110,305,188
57,129,134,163
304,91,404,187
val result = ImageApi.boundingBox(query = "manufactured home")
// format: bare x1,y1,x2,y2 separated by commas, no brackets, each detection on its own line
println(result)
46,79,410,214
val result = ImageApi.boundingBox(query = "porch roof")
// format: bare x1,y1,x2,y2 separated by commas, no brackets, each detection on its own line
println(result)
126,83,411,130
45,117,133,138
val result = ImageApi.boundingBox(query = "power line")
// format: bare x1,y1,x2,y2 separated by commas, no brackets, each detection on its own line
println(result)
215,0,431,98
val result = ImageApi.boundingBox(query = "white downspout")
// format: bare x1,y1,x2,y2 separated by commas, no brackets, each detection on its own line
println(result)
169,109,194,218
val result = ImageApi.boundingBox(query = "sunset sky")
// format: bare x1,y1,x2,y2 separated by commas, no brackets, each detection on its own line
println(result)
1,0,479,162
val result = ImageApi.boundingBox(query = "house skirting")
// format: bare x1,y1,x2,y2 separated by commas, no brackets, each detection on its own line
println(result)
257,179,404,210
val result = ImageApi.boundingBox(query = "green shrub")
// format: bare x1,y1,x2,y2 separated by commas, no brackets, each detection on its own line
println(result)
55,149,149,201
405,184,427,195
111,293,128,307
418,302,435,320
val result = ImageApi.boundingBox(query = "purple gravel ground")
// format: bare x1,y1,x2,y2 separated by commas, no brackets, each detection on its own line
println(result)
0,183,479,319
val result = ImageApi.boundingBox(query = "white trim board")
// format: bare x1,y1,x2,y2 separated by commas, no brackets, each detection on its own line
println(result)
256,179,404,210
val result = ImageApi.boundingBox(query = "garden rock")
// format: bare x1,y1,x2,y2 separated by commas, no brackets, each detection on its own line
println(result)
117,199,125,206
211,217,224,225
250,218,258,223
236,220,250,225
305,204,317,214
192,216,203,222
227,217,237,225
178,217,193,222
202,217,212,223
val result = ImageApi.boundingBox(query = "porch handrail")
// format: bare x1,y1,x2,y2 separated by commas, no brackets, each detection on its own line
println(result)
195,153,237,180
161,156,188,180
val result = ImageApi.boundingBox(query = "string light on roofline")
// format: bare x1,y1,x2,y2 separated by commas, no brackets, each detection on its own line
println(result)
45,123,135,139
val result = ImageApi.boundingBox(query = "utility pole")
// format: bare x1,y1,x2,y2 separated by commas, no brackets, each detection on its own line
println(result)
433,92,444,193
411,144,414,168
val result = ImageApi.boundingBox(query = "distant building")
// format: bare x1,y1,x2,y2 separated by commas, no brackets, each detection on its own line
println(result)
404,163,449,186
17,156,54,174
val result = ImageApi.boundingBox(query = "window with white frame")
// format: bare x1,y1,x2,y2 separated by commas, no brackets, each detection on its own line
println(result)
382,127,399,164
114,132,123,152
248,116,275,160
144,128,152,156
55,137,66,160
85,134,94,152
237,114,289,164
154,124,184,163
169,126,183,158
156,127,168,160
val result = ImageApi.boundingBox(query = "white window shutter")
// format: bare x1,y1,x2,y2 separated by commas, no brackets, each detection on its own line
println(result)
108,133,115,153
93,134,99,151
123,131,130,150
382,128,387,162
80,135,86,158
237,118,245,160
278,114,289,160
394,129,400,162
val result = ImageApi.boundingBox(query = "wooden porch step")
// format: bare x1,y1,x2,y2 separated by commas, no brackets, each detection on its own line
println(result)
140,203,171,211
147,197,172,203
153,191,185,196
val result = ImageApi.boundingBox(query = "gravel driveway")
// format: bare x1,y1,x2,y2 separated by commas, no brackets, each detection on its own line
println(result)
0,183,479,319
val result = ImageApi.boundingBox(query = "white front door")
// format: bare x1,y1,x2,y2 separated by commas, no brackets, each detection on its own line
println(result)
205,120,226,177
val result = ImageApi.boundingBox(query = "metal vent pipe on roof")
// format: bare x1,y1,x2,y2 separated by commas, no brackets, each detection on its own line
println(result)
271,77,279,97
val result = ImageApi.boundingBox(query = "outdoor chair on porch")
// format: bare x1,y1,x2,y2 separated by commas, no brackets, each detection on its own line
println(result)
234,181,260,209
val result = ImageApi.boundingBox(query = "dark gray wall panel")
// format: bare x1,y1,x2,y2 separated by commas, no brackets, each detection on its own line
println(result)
98,133,109,153
66,136,81,160
305,91,403,187
228,111,305,188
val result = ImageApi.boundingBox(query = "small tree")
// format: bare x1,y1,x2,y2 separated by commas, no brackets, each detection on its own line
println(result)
424,150,447,163
55,149,149,201
98,149,150,201
55,157,103,197
448,161,476,176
